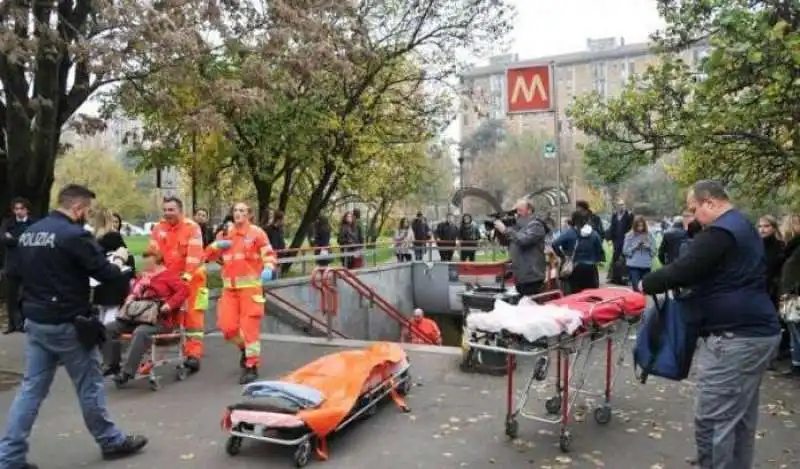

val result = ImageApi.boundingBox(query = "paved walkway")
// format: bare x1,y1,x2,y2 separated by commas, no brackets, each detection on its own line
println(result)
0,335,797,468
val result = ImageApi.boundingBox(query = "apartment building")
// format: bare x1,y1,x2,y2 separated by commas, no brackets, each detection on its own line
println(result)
459,37,709,151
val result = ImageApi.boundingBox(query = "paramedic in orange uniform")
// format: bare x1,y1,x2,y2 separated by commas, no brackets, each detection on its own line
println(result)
205,202,277,384
401,308,443,345
148,196,208,373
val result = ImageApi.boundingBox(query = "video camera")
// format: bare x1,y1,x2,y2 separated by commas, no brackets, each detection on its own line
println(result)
484,210,517,246
483,210,517,232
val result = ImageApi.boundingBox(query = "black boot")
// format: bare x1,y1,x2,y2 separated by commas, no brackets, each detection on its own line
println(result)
184,357,201,373
103,364,121,377
239,349,247,369
239,366,259,385
112,372,132,386
101,434,148,460
778,366,800,379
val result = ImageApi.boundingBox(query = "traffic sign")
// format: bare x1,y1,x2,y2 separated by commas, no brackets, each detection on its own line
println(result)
543,142,557,159
506,64,553,114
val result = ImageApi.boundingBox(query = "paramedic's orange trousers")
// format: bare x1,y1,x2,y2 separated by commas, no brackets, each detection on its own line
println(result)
184,270,209,359
217,287,265,367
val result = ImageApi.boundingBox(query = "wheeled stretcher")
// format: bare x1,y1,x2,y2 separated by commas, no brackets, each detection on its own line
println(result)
466,287,646,452
116,328,189,391
221,342,412,467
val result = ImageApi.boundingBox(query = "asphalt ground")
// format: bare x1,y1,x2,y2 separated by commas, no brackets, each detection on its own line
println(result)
0,334,797,469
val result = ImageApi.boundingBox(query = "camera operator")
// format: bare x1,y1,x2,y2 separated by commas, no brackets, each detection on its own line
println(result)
0,184,147,469
493,198,549,296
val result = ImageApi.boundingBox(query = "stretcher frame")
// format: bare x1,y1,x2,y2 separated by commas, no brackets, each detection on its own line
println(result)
116,328,189,391
467,288,643,452
223,361,412,467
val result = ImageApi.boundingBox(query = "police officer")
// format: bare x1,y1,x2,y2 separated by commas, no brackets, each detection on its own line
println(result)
0,185,148,469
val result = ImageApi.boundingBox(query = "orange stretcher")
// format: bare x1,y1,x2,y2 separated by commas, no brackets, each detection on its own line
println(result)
221,342,412,467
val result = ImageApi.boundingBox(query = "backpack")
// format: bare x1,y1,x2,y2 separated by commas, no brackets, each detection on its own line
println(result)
633,293,698,383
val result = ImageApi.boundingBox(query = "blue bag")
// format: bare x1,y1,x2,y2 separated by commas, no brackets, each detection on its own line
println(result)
633,293,698,383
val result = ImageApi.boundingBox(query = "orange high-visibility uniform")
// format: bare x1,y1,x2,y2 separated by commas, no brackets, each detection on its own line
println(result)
148,218,208,359
205,222,277,368
405,317,442,345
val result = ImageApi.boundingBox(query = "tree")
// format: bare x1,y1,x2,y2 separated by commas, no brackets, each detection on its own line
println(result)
52,147,151,220
467,131,572,212
567,0,800,201
0,0,263,217
111,0,514,255
461,119,507,157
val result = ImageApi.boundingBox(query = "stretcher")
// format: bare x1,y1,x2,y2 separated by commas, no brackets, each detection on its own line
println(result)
466,287,646,452
221,342,412,467
116,328,189,391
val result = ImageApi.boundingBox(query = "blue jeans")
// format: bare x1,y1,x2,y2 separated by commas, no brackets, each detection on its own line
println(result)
628,267,651,292
788,322,800,367
0,321,125,467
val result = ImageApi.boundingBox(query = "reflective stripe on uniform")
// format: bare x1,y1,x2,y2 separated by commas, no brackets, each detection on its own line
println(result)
185,328,204,339
245,341,261,358
222,276,261,289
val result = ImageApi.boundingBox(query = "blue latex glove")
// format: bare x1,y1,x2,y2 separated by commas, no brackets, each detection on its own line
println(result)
212,240,233,250
260,268,274,284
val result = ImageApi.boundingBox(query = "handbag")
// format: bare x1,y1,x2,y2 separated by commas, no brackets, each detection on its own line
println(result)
559,237,580,278
118,299,160,325
780,295,800,322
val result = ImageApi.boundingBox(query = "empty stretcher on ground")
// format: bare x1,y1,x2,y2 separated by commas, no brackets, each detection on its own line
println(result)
221,342,412,467
466,287,646,452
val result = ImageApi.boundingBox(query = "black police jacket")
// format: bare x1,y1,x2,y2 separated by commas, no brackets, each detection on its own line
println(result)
12,211,129,324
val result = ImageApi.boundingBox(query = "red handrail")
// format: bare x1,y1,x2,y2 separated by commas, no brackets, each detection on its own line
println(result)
263,289,348,339
309,267,326,315
321,269,339,317
327,267,438,345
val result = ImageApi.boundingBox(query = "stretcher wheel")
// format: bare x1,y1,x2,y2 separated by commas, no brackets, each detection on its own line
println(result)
544,396,562,415
558,431,573,453
504,418,518,439
225,435,243,456
293,438,314,467
148,377,161,391
176,365,189,381
533,356,549,381
397,373,412,396
594,405,612,425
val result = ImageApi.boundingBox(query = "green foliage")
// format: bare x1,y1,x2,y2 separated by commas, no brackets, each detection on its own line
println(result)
566,0,800,203
580,139,649,188
109,0,514,256
52,147,152,220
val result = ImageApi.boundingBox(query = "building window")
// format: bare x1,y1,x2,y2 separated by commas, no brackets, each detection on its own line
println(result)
692,47,710,82
591,61,608,97
621,59,635,84
490,74,504,92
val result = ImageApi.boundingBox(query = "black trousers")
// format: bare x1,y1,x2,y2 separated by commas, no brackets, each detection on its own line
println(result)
567,264,599,294
516,281,544,297
439,249,454,261
5,275,23,330
460,250,476,262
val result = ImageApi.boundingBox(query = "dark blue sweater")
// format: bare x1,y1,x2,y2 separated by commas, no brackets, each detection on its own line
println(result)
552,227,605,265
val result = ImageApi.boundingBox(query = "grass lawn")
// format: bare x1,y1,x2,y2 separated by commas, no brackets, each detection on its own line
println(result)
122,235,396,286
121,234,661,287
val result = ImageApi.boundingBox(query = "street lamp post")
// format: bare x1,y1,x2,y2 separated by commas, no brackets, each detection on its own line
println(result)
457,149,465,215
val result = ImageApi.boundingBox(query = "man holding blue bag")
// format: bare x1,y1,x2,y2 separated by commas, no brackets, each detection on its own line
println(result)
638,180,780,469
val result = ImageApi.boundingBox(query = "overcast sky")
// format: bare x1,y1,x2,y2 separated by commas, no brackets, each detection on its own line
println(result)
446,0,665,145
506,0,665,60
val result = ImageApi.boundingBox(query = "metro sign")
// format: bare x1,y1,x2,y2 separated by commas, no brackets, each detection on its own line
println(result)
506,64,553,114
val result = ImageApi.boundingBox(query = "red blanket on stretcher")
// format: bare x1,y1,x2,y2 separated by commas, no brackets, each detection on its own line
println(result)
548,288,646,324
